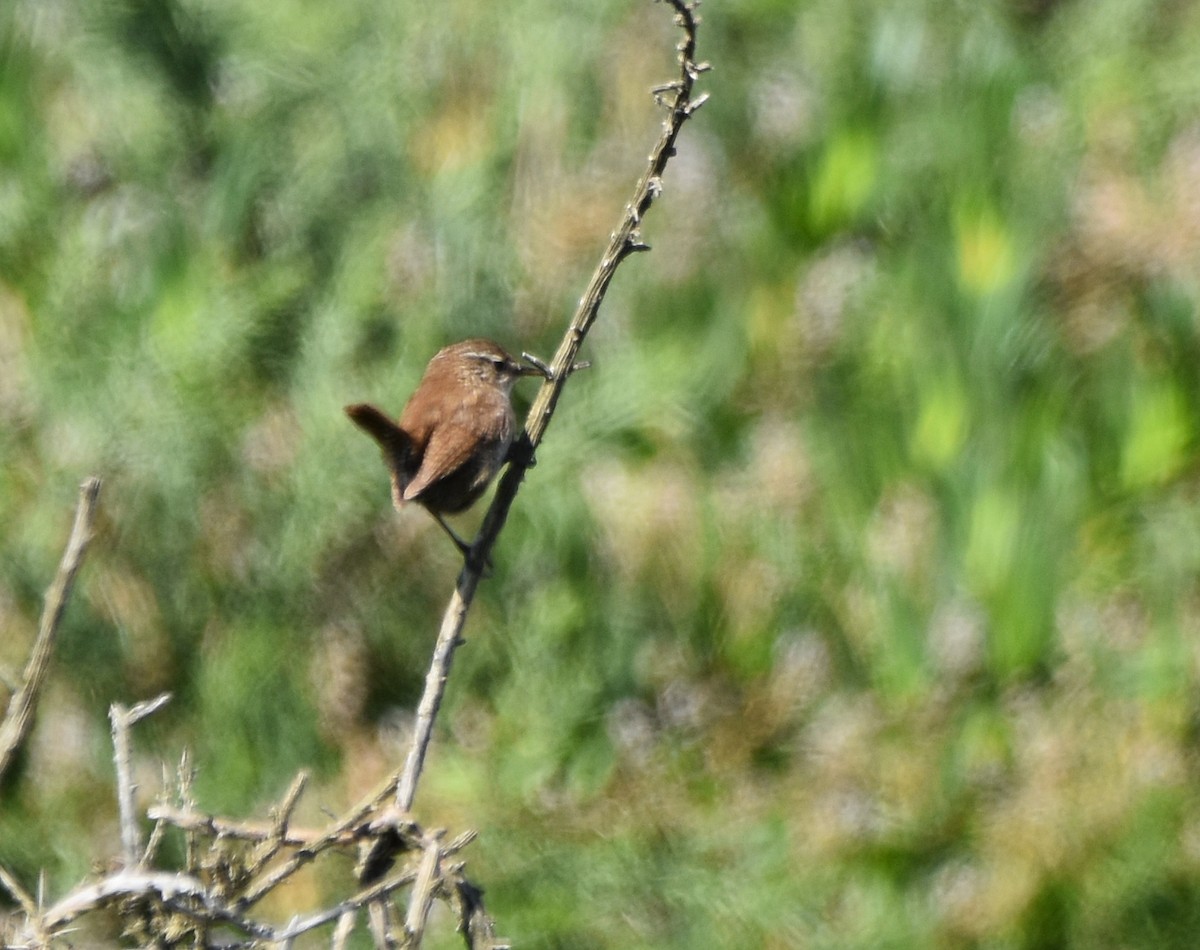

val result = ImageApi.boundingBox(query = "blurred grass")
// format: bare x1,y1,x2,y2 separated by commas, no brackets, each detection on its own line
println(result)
4,0,1200,946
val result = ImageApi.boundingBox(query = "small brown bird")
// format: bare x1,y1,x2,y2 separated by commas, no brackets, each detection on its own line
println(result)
345,338,543,555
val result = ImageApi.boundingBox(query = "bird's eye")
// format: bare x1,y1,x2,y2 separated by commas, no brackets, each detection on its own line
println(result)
491,357,506,370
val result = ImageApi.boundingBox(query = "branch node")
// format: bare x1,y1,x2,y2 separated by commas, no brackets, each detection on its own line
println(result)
519,351,555,380
625,231,652,254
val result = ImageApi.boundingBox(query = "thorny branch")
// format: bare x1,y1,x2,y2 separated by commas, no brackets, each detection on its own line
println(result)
368,3,707,941
393,0,708,819
1,700,498,949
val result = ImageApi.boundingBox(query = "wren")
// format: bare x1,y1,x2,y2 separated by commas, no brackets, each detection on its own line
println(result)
345,339,543,556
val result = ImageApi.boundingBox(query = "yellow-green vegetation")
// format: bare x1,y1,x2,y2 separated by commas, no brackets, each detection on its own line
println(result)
3,0,1200,946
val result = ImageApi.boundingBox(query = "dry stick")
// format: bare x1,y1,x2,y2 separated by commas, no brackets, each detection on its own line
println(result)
16,849,417,948
0,476,102,782
332,908,358,950
0,870,51,950
394,0,707,817
39,870,275,941
402,831,443,946
177,748,203,878
110,692,173,867
246,769,310,876
148,805,359,848
140,811,168,868
268,864,420,942
0,865,40,921
234,765,410,909
446,871,508,950
149,805,476,853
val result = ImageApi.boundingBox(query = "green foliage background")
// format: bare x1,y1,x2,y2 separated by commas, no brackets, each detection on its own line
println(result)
4,0,1200,946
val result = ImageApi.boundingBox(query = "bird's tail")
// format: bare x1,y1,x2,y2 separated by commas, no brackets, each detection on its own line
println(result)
345,403,413,509
345,403,408,452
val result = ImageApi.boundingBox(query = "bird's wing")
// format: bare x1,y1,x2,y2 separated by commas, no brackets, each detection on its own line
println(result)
402,419,478,502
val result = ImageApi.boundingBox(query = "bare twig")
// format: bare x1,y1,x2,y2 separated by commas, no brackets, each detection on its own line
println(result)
402,832,443,946
110,692,173,867
367,899,396,949
395,585,474,811
148,804,358,848
273,864,421,942
0,866,40,921
41,869,272,938
0,871,50,950
393,0,706,818
332,907,358,949
446,870,509,950
246,769,310,876
0,477,102,782
235,764,407,909
140,812,167,868
6,826,427,945
176,748,202,876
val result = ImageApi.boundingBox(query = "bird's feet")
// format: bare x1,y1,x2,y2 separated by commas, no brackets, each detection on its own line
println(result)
465,542,494,578
506,433,537,469
433,514,493,576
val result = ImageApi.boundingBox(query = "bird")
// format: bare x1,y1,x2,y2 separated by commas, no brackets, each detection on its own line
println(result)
345,338,543,556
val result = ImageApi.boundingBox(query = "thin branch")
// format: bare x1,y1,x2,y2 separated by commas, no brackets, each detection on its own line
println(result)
148,805,358,848
39,870,268,937
150,805,480,865
110,692,173,867
10,852,423,946
140,813,167,868
246,769,309,876
392,0,706,817
445,869,508,950
332,908,357,949
0,865,40,921
177,748,202,876
272,865,421,942
235,765,407,909
0,477,102,782
395,583,475,811
402,832,442,947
